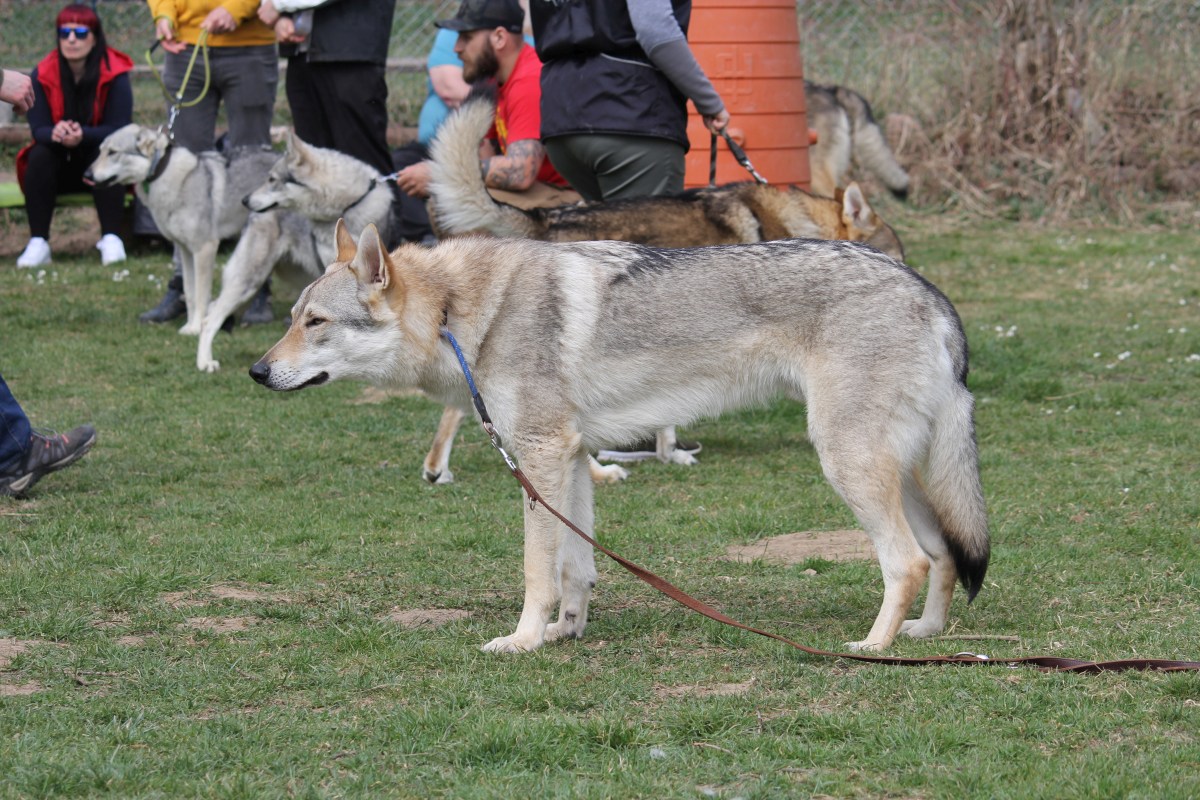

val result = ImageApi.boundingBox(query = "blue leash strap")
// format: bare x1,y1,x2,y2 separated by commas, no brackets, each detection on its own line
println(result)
441,327,520,475
440,327,490,425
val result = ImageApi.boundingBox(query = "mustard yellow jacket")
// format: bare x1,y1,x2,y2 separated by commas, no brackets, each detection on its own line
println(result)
147,0,276,47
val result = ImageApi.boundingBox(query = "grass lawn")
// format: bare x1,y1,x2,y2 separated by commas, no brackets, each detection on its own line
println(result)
1,211,1198,798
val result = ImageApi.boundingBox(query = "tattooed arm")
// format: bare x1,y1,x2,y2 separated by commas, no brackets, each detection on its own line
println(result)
481,139,545,192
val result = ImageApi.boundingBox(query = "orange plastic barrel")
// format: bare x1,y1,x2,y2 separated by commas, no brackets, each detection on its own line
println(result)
684,0,809,189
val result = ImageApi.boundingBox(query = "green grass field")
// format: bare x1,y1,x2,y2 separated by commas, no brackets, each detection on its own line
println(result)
1,211,1198,798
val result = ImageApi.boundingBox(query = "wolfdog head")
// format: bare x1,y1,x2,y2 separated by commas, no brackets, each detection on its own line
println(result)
242,131,314,213
85,124,168,187
243,131,379,221
249,221,427,392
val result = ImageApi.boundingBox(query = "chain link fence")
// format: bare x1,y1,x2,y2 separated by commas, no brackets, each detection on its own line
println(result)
3,1,1195,213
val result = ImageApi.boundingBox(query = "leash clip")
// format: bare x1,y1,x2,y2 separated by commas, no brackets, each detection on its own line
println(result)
953,651,989,661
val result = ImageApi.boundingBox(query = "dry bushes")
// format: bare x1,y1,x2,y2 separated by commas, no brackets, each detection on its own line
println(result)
803,0,1199,220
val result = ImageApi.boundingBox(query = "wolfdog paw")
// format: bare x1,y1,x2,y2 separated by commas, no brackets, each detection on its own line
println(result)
589,461,628,484
544,621,585,642
197,357,220,373
178,322,202,336
422,467,454,485
481,634,541,654
664,449,698,466
899,618,944,639
844,639,886,652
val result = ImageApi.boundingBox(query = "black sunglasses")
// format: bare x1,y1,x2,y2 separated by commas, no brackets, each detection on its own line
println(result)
58,25,91,40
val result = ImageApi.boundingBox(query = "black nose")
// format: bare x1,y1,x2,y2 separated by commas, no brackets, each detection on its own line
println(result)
242,194,251,208
249,361,270,384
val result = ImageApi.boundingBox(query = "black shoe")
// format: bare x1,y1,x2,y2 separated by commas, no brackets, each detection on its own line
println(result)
241,281,273,326
597,436,702,463
139,276,186,324
0,425,96,497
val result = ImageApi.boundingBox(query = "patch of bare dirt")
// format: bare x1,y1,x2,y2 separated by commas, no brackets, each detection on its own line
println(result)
116,635,149,647
379,608,471,628
655,678,757,699
0,680,45,696
722,530,875,565
181,616,261,633
0,637,61,669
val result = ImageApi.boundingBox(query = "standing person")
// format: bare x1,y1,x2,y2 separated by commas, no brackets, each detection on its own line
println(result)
530,0,729,202
394,0,578,211
15,4,133,269
140,0,278,324
1,76,96,498
258,0,396,177
530,0,731,463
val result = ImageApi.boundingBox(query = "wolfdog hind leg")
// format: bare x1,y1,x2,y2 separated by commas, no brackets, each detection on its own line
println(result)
423,406,465,484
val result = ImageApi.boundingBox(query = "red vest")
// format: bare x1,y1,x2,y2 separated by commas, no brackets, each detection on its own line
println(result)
16,47,133,191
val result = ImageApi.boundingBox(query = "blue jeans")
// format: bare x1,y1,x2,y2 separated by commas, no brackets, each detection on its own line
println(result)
0,373,32,471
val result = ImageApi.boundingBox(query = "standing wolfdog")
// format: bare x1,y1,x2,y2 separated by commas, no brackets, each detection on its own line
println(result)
250,222,989,654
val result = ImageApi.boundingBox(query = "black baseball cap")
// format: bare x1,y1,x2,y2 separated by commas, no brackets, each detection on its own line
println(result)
435,0,524,33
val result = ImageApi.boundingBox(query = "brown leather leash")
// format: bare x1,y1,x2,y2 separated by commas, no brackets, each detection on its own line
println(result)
439,335,1200,674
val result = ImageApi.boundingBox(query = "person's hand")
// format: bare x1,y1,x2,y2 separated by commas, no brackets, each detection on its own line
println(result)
1,68,35,113
52,120,82,147
155,17,187,54
257,0,281,26
273,17,305,43
395,161,433,199
703,109,731,134
200,6,237,34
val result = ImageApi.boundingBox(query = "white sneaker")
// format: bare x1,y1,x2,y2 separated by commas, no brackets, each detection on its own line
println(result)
96,234,127,266
16,237,51,269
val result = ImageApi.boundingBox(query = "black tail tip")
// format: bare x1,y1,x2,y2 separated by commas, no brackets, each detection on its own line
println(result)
949,543,989,604
891,186,910,202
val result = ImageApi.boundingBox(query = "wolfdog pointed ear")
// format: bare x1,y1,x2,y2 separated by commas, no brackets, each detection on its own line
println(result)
350,224,393,290
135,126,160,159
840,182,873,227
334,218,357,263
289,131,312,164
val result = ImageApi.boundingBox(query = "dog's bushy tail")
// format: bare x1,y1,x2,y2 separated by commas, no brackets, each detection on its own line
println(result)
428,96,540,238
834,87,911,200
925,382,990,601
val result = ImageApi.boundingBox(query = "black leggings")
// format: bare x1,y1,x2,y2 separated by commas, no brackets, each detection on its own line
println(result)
23,142,125,239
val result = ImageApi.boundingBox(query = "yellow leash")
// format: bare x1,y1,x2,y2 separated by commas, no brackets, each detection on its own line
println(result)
144,29,211,136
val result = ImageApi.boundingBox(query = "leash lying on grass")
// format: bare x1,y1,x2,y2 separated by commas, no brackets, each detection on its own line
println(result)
440,333,1200,674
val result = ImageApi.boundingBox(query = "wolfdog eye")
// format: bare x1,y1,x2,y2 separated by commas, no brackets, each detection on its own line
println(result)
305,317,326,328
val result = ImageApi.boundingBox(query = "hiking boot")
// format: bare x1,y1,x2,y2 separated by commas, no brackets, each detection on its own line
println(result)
240,280,274,326
597,437,702,463
0,425,96,498
96,234,127,266
17,237,51,268
139,274,186,323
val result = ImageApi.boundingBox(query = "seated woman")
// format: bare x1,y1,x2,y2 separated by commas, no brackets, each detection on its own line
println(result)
16,3,133,268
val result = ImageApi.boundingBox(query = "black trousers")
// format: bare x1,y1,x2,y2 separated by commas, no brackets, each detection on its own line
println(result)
285,58,392,176
23,142,125,239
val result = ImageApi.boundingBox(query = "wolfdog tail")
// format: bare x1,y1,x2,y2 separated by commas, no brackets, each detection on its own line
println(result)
428,97,540,239
834,86,910,200
925,381,990,601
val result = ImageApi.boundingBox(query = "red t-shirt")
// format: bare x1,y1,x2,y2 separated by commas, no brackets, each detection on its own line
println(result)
490,45,568,188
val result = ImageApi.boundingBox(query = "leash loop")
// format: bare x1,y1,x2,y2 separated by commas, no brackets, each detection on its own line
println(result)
145,30,212,139
437,329,1200,673
710,129,769,186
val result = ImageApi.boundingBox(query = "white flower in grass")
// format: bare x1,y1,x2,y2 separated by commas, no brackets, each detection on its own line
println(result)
1187,354,1200,363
